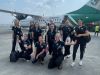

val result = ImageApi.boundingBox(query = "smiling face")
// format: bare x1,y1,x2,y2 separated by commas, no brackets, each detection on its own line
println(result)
50,24,55,30
78,20,83,27
55,33,61,42
35,22,39,28
38,36,43,43
24,34,28,41
14,19,19,27
30,21,34,26
65,19,70,25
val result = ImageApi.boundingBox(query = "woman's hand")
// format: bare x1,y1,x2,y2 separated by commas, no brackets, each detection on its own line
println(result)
65,42,71,45
77,34,82,37
65,41,76,45
36,55,39,59
71,41,76,45
31,52,35,59
24,44,28,50
24,44,27,48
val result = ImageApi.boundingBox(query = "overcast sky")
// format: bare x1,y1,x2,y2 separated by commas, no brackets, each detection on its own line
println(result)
0,0,89,24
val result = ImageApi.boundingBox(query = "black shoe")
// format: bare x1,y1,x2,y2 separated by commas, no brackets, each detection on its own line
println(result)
40,61,44,65
58,66,62,70
32,60,37,64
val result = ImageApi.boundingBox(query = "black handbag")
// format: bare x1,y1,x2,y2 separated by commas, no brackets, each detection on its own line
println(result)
85,34,91,43
10,51,19,62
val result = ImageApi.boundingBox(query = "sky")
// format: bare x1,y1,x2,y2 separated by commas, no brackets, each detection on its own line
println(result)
0,0,90,24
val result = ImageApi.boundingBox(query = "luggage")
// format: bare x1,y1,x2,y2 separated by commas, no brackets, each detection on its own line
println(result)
10,51,19,62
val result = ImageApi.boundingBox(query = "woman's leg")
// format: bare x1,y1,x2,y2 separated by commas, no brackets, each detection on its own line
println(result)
38,52,46,61
80,43,86,60
72,43,79,61
64,45,71,56
48,57,56,69
55,55,64,69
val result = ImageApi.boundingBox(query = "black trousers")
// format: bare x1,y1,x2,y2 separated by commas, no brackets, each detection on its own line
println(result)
48,55,64,69
12,36,17,52
33,52,46,63
34,38,38,44
64,45,71,56
63,36,71,56
29,39,33,45
63,36,67,42
12,35,22,52
48,41,53,55
95,31,99,36
18,49,32,60
72,42,86,61
18,41,33,60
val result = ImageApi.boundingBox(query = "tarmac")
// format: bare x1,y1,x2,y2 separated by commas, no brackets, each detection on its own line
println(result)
0,28,100,75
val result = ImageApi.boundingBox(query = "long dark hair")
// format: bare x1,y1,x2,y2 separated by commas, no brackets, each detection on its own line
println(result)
34,22,40,30
48,23,56,32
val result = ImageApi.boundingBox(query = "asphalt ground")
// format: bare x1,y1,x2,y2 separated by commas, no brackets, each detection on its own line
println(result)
0,30,100,75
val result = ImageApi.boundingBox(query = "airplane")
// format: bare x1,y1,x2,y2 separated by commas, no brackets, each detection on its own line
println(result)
0,8,65,28
0,0,100,28
0,9,42,21
0,0,90,27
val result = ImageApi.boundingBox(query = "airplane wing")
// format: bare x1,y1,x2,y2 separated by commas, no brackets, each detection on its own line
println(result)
0,9,42,20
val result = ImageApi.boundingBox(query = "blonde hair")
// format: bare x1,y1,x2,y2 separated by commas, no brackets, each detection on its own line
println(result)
55,33,62,41
55,33,61,37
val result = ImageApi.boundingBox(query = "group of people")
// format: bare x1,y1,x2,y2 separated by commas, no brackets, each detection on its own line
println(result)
10,19,90,70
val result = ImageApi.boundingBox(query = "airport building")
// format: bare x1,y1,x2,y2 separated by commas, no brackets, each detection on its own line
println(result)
20,16,64,27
